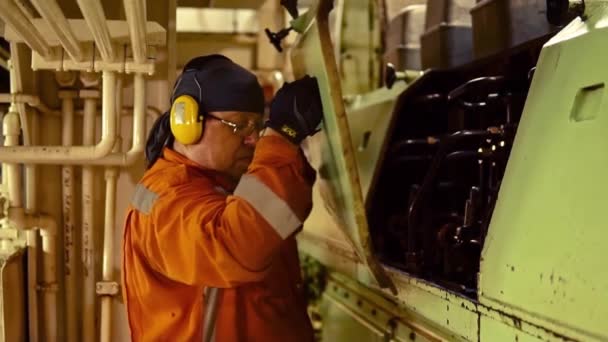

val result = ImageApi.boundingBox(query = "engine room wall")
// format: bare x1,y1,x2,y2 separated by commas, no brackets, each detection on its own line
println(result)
15,1,174,340
33,72,160,342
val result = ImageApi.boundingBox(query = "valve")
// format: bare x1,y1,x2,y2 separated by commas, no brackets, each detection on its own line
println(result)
264,27,293,53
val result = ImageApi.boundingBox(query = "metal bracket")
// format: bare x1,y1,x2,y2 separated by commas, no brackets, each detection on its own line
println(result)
96,281,120,296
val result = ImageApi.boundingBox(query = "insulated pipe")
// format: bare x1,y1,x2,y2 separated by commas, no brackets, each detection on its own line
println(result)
4,110,22,209
124,0,148,64
25,109,40,342
100,168,118,342
39,216,58,342
0,93,61,116
0,71,118,163
4,109,40,341
59,90,79,342
81,90,97,342
0,0,51,59
3,109,22,247
7,209,58,342
0,92,161,119
30,0,84,61
76,0,115,62
88,73,146,166
99,74,123,342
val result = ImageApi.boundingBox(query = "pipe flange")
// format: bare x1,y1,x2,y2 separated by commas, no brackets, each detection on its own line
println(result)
96,281,120,296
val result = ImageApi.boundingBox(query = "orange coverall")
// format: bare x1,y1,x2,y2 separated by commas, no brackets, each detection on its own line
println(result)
122,135,316,341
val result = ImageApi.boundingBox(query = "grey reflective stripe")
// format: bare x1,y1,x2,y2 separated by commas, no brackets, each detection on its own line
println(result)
202,287,220,342
233,175,301,239
131,183,159,214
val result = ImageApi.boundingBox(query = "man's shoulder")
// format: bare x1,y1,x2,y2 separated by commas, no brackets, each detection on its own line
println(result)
138,162,218,201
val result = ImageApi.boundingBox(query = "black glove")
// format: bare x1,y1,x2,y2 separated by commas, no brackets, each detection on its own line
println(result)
266,75,323,144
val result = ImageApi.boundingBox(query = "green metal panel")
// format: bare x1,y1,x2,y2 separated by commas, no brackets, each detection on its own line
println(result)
291,0,395,292
384,268,479,342
338,0,383,95
321,272,451,342
344,83,408,200
479,3,608,341
479,316,544,342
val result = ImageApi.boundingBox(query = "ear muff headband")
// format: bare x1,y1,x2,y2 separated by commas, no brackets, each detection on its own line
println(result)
170,70,205,145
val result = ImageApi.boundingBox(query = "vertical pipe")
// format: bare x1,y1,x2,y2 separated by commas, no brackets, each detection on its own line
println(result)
40,221,58,342
81,91,97,342
2,160,7,189
3,108,21,245
25,109,40,342
99,168,117,342
132,74,146,155
59,90,78,342
99,72,123,342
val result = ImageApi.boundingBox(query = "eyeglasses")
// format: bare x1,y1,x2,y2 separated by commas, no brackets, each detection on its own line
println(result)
207,113,265,138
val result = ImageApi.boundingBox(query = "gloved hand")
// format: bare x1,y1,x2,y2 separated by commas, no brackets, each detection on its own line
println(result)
266,75,323,144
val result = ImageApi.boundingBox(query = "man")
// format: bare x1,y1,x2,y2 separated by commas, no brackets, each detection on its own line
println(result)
122,54,323,341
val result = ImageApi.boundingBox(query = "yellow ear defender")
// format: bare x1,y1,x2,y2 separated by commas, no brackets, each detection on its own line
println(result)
170,95,204,145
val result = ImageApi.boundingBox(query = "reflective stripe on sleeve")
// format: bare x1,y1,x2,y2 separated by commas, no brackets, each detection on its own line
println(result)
233,174,302,239
131,183,159,214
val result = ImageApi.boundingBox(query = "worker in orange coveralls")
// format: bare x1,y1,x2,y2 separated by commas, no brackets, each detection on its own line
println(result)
121,54,323,342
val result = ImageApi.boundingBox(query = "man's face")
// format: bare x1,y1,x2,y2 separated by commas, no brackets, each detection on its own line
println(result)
187,111,263,181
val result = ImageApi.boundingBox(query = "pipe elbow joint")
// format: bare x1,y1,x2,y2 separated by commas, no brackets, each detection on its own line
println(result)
36,215,58,236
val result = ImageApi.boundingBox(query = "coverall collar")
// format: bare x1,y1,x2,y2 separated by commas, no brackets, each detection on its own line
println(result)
162,147,237,192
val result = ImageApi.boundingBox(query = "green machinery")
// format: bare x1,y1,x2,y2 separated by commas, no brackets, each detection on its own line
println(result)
287,0,608,340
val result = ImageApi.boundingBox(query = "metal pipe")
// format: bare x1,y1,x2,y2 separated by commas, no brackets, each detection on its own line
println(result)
3,108,22,246
99,73,124,342
0,93,61,116
8,43,41,341
8,43,32,148
0,0,51,58
59,90,79,342
30,0,84,62
87,73,146,166
0,71,118,163
76,0,115,62
6,208,59,342
39,216,58,342
81,89,97,342
4,109,47,342
0,92,161,119
24,107,40,342
124,0,148,64
100,167,118,342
